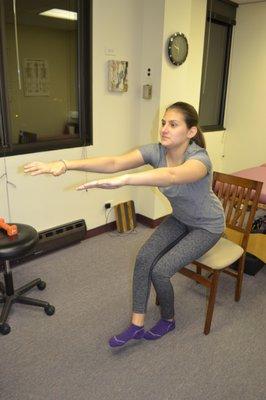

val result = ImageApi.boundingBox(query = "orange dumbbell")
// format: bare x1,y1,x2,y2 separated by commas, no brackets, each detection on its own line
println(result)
0,218,18,236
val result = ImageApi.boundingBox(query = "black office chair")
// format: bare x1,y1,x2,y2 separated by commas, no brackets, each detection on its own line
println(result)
0,222,55,335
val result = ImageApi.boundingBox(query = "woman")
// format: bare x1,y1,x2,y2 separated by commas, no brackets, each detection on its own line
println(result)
24,102,225,347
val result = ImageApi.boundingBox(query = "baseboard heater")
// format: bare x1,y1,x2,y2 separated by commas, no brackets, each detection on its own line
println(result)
1,219,87,268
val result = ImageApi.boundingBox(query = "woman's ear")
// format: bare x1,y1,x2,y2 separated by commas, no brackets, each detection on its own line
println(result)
187,126,197,140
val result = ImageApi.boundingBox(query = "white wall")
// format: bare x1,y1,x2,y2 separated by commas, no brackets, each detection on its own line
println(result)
136,0,226,220
1,0,264,231
0,0,144,231
0,158,9,220
134,0,165,219
139,0,208,219
223,2,266,173
204,131,226,173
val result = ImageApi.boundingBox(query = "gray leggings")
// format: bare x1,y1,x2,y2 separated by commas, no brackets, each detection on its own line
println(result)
132,215,222,319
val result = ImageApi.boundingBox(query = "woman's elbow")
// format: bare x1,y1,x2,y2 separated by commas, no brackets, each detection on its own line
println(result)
170,167,206,184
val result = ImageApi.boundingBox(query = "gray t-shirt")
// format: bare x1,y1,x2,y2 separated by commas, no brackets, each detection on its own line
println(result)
139,141,225,234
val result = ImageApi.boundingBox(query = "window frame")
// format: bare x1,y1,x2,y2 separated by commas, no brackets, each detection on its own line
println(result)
199,4,236,132
0,0,92,157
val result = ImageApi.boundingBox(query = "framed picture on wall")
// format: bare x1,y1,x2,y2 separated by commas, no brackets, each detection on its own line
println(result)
108,60,128,92
23,59,50,96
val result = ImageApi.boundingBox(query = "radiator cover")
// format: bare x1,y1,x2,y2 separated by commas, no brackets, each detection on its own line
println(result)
0,219,87,268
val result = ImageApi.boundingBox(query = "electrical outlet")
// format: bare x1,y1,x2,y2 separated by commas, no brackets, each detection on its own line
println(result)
104,200,113,209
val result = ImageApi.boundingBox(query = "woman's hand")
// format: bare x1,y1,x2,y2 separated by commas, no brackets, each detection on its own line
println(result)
76,175,128,190
24,161,66,176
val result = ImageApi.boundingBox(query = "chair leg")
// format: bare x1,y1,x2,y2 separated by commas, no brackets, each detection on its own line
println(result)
196,266,202,275
0,296,13,325
204,270,220,335
16,295,49,308
15,278,41,297
196,266,202,284
235,255,245,302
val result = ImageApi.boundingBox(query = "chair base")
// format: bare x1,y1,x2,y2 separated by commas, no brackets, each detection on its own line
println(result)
0,261,55,335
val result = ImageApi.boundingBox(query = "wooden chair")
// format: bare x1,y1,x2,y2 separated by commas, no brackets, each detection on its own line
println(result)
155,172,263,335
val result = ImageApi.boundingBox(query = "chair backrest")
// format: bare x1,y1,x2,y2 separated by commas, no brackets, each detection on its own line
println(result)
212,171,263,250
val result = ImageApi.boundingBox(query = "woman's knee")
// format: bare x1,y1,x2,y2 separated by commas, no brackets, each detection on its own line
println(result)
151,261,170,281
135,244,154,265
134,246,154,274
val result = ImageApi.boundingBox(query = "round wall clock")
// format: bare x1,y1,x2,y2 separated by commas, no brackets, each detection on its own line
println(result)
167,32,188,66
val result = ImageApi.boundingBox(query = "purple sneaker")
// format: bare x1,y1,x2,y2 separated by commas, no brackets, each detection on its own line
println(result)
144,319,175,340
109,323,145,347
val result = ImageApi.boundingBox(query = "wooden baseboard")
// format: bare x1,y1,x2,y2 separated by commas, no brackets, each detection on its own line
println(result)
136,213,169,228
85,221,117,238
85,213,169,238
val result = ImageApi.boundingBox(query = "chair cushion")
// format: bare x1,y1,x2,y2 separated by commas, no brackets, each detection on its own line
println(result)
0,223,38,260
196,237,244,270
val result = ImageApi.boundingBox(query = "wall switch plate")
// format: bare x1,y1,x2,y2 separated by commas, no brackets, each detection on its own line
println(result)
143,84,152,99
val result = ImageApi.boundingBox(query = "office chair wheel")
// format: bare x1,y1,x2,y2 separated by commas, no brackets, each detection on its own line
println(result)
44,304,55,316
37,281,46,290
0,322,11,335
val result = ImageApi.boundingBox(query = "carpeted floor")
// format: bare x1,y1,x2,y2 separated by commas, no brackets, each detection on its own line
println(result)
0,223,265,400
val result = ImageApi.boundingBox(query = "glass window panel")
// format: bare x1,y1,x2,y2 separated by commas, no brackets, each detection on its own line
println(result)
199,21,229,127
3,0,79,146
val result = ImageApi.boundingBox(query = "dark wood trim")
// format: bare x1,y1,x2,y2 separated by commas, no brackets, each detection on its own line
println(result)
0,137,84,157
0,1,10,149
220,23,233,126
136,213,169,228
85,221,117,238
84,213,170,238
202,125,226,132
208,13,236,25
199,0,236,130
78,0,93,146
220,0,239,8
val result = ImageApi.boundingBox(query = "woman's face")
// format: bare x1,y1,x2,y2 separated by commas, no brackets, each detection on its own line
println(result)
160,109,196,149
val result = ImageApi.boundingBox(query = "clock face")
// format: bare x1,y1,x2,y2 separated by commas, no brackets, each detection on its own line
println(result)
168,33,188,66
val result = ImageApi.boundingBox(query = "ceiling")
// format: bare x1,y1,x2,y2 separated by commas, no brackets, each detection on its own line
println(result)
3,0,77,31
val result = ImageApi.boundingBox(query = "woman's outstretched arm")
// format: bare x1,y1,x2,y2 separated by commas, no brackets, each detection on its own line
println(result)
76,159,208,190
126,159,207,186
24,149,145,176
